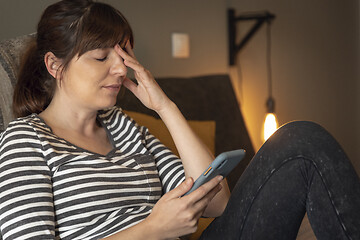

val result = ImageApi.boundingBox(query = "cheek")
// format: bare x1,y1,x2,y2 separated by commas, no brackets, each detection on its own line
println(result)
87,63,112,85
66,62,109,87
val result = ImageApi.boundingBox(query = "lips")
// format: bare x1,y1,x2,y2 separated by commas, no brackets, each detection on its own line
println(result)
103,84,121,91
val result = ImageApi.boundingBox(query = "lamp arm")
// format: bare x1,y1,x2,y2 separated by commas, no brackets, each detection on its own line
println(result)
228,9,275,65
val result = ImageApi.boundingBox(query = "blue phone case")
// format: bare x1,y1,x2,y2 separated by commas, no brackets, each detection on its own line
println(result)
183,149,246,196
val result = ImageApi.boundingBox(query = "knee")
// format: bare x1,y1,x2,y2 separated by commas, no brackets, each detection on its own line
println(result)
269,120,335,150
278,121,326,135
259,121,349,178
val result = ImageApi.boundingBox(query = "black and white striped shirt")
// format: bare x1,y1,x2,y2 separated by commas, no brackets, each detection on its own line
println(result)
0,107,185,239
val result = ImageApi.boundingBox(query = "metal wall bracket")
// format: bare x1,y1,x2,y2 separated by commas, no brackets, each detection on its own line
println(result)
228,9,275,65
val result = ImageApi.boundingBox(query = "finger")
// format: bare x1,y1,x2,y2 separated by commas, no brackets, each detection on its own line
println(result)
115,44,137,64
184,183,222,221
114,45,150,81
113,45,144,72
185,175,223,203
122,77,138,94
164,178,194,200
187,183,222,220
123,58,146,74
193,181,222,209
125,41,136,59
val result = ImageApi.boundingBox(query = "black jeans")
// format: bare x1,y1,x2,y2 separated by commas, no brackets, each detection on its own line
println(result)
200,121,360,240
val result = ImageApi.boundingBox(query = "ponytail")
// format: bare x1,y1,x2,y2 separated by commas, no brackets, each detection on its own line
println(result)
12,39,55,118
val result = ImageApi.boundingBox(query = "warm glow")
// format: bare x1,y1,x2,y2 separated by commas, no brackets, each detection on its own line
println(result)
263,113,278,141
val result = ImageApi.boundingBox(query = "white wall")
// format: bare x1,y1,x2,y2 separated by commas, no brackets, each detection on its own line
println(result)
0,0,58,39
0,0,228,78
101,0,228,78
228,0,359,174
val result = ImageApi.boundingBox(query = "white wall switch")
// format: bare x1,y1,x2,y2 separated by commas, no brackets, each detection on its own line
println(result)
172,33,190,58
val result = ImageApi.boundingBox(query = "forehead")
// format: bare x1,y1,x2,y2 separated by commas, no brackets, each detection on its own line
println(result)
76,33,130,57
74,6,132,56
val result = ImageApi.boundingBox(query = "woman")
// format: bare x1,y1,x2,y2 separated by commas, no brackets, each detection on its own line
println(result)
0,0,359,239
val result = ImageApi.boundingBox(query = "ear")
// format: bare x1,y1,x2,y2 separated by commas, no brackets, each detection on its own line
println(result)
44,52,62,79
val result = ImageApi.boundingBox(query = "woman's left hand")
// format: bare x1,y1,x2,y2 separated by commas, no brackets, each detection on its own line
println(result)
115,44,172,113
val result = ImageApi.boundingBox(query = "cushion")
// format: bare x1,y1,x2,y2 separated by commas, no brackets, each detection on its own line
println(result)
0,34,35,132
123,110,216,156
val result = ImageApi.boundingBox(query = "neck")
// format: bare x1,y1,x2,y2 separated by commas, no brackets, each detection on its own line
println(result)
40,94,100,137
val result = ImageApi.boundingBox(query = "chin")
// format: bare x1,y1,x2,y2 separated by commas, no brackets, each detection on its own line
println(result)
102,103,117,110
96,99,117,111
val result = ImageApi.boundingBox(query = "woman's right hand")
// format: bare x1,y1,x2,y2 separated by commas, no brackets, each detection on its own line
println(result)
115,44,172,114
145,175,223,240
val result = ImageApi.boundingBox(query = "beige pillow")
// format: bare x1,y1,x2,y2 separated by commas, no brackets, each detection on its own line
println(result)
123,110,215,156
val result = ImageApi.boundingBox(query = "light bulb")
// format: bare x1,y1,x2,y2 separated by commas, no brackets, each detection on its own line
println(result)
263,113,278,141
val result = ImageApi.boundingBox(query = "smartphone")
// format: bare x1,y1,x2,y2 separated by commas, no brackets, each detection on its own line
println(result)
183,149,246,196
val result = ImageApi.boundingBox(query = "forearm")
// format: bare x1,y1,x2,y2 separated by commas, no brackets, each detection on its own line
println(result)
156,101,230,216
156,101,211,177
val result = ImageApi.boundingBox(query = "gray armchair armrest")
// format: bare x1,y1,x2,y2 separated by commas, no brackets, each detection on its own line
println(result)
0,34,35,131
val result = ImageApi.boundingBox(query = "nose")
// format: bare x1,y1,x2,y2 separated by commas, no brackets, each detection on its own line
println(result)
109,51,127,77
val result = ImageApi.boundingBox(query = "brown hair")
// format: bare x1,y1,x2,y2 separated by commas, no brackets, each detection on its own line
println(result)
13,0,133,118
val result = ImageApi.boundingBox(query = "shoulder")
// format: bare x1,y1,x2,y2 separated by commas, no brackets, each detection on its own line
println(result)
1,115,37,138
98,106,138,127
97,106,151,148
98,106,124,121
0,115,43,153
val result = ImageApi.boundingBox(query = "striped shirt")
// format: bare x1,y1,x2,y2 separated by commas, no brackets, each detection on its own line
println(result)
0,107,185,239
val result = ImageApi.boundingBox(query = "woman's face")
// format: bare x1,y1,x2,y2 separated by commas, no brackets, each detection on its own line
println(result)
59,46,127,111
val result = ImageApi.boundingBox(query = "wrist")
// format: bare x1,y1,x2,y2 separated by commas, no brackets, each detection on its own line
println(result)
155,100,177,118
140,217,164,240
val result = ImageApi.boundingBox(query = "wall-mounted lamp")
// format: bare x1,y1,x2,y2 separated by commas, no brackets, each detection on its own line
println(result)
263,20,278,141
228,9,278,142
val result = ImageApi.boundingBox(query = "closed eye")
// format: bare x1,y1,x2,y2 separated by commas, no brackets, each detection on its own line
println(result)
96,56,108,62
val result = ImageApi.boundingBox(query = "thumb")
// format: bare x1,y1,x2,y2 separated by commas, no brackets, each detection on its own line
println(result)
166,177,194,199
123,77,138,94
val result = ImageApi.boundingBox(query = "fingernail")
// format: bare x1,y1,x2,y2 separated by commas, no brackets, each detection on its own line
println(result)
217,175,224,181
